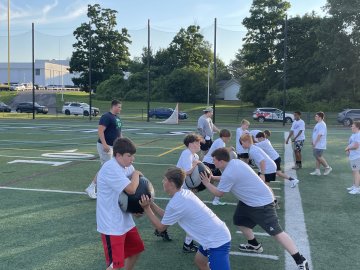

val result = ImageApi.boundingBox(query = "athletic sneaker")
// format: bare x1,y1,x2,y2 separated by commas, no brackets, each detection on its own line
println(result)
347,185,356,191
238,243,263,253
297,259,309,270
323,166,332,175
183,241,198,253
292,164,302,170
212,200,226,206
154,229,172,241
309,170,321,176
85,186,97,199
290,179,300,188
348,187,360,195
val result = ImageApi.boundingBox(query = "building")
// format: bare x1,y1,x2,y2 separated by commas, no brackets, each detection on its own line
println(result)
0,60,78,87
216,78,240,101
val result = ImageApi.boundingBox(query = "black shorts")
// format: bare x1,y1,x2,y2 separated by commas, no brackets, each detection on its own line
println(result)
237,153,249,159
203,162,222,176
258,172,277,182
233,201,283,236
274,157,281,171
200,139,213,151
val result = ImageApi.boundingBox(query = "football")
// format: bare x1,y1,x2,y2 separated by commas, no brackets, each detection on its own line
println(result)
118,175,155,213
185,162,211,191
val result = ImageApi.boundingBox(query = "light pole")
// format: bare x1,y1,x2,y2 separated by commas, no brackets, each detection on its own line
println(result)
207,63,210,106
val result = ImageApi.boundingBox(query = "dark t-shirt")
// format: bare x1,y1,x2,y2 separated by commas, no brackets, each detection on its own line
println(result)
97,112,122,146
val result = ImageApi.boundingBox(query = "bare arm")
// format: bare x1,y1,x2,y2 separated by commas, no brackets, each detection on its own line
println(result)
285,130,294,144
200,173,224,197
150,201,165,217
313,134,322,148
140,195,169,233
124,170,141,195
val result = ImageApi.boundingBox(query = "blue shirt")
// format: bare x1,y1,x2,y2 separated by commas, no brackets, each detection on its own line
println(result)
97,112,122,146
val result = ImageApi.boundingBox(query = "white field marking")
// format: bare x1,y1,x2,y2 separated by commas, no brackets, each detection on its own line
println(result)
229,251,279,260
236,231,270,237
272,187,281,190
284,132,313,270
154,197,238,206
41,152,95,159
0,186,85,194
7,160,71,166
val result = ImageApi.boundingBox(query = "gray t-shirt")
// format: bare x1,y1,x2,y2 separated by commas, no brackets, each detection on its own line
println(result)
217,159,274,207
197,115,214,139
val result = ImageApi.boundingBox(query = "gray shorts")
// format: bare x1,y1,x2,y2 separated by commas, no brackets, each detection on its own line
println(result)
350,158,360,171
313,148,324,158
97,142,113,165
233,201,283,236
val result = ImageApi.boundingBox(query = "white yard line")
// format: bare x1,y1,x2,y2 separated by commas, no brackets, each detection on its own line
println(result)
284,132,313,270
230,251,279,260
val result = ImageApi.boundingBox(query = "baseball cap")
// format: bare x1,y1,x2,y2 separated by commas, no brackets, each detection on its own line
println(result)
203,106,213,112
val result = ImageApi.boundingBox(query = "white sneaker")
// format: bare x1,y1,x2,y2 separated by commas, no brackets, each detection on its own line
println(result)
347,185,356,191
290,179,300,188
348,187,360,194
212,200,226,206
323,166,332,175
310,170,321,176
85,186,97,199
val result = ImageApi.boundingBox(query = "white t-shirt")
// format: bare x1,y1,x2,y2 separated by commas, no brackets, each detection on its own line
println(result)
250,130,262,142
161,189,231,249
177,148,199,188
203,138,225,164
248,144,277,174
290,119,306,141
255,139,280,160
217,159,274,206
96,158,136,235
312,121,327,149
348,132,360,160
235,127,249,154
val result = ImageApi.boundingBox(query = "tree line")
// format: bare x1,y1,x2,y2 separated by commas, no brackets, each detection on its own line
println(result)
69,1,360,110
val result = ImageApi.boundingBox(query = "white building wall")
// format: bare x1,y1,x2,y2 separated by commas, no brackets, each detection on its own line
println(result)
224,83,240,100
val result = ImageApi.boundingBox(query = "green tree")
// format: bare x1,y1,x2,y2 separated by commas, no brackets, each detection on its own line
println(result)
239,0,290,105
69,4,131,91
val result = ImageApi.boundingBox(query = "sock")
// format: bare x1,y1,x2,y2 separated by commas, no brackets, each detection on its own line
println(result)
89,182,96,188
288,177,294,181
248,238,259,246
291,252,304,264
184,236,193,245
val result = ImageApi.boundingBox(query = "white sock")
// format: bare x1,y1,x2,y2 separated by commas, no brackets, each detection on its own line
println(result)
184,236,193,245
89,182,96,188
213,197,220,202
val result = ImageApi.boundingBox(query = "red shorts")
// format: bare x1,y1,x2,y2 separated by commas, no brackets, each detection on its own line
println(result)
101,227,144,268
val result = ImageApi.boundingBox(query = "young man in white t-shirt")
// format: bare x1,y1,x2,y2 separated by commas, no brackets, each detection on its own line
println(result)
256,131,300,188
176,133,202,252
200,148,309,270
286,111,306,170
310,112,332,176
96,137,144,270
345,121,360,194
203,129,232,205
139,167,231,270
235,119,250,162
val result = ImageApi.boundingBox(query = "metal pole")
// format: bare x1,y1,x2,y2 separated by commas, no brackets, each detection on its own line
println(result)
147,19,150,122
282,15,288,126
7,0,10,89
207,63,210,106
89,21,92,121
212,18,217,123
32,23,35,120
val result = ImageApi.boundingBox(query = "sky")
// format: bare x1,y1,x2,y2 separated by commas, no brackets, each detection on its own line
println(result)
0,0,327,64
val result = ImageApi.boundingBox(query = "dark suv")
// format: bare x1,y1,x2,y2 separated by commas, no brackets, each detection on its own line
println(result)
16,102,49,114
337,109,360,126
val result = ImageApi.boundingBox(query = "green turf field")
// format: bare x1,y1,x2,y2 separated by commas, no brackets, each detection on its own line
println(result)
0,118,359,270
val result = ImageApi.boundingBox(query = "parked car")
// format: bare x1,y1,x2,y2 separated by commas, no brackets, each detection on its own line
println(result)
62,102,100,116
337,109,360,126
16,102,48,114
252,107,294,123
148,107,188,119
10,83,26,91
0,101,11,112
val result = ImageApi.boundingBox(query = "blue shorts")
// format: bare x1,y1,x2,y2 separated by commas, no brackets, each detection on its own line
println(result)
198,241,231,270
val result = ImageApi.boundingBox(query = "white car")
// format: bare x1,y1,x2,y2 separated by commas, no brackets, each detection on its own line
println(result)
62,102,100,116
10,83,26,91
252,107,294,123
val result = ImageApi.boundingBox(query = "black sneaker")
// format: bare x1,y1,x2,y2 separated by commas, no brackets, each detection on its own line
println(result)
154,229,172,241
238,243,263,253
183,241,198,253
297,259,309,270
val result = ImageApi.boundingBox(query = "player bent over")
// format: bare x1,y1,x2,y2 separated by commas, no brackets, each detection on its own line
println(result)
200,148,309,270
140,167,231,270
96,138,144,270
